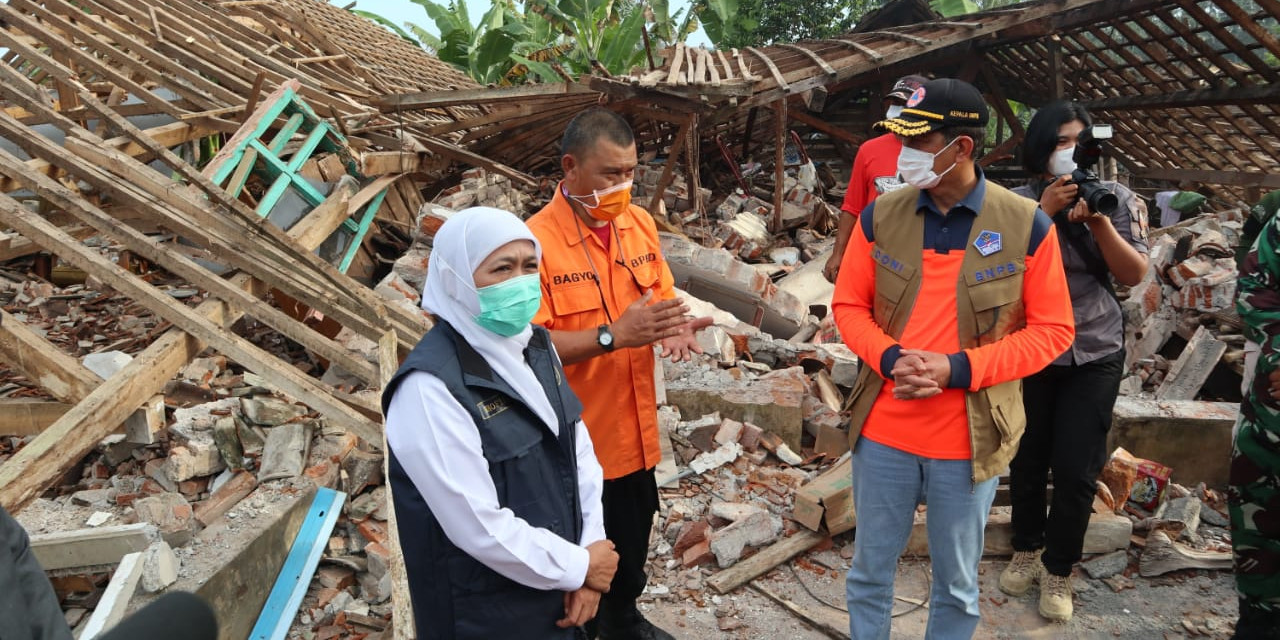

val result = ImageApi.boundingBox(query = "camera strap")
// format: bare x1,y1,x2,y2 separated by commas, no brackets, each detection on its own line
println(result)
1053,212,1119,305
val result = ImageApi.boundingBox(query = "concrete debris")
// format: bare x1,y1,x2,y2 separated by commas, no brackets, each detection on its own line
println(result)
708,512,782,568
1081,549,1130,580
259,422,313,481
140,540,179,593
81,350,133,379
689,442,743,475
239,397,307,426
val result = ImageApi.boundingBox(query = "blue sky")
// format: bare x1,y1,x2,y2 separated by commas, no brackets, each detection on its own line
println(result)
334,0,712,47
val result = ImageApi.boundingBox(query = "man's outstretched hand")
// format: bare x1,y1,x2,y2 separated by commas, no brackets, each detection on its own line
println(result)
659,316,714,362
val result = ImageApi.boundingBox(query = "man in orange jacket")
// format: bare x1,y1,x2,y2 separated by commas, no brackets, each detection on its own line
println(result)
528,107,711,640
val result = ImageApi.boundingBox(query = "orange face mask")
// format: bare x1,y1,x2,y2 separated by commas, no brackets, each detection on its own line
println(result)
568,180,633,221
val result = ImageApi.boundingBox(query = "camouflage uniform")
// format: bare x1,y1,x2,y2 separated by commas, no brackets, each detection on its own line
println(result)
1232,204,1280,638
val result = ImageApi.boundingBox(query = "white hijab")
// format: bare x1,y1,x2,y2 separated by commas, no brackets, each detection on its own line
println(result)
420,207,559,432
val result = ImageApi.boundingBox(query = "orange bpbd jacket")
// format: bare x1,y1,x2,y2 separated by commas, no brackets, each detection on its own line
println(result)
527,185,676,480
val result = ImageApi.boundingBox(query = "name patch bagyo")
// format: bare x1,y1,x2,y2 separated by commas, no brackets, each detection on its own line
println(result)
973,230,1003,257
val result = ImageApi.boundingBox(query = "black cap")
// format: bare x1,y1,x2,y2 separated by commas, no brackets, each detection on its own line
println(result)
875,78,989,137
884,75,928,102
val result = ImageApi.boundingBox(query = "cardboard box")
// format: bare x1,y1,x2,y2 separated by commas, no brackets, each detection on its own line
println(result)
793,454,855,535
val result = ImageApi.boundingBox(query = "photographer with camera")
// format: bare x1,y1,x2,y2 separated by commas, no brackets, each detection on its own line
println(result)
999,101,1149,622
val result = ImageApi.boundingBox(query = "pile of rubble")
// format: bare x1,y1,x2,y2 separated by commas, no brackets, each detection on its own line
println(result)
1120,210,1247,400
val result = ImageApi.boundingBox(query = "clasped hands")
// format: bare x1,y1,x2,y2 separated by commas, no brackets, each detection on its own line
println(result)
890,349,952,400
557,539,617,628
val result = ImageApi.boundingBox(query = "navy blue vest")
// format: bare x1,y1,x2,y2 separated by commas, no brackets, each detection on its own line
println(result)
381,322,585,640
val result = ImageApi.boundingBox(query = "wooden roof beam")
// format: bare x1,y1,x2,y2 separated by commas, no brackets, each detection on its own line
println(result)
1084,84,1280,110
1133,167,1280,189
374,83,595,113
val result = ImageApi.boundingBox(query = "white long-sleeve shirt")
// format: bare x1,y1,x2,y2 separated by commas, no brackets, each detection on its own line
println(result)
385,371,606,592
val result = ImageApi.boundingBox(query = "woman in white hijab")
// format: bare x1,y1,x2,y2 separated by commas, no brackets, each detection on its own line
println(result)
382,207,616,640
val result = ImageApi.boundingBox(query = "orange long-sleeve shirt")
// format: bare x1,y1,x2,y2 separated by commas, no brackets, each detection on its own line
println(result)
831,177,1074,459
528,186,676,479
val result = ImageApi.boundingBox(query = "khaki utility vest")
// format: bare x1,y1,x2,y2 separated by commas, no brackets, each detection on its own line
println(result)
845,181,1038,482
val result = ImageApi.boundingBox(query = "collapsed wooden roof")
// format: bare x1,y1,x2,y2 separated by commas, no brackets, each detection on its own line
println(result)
379,0,1279,204
0,0,475,514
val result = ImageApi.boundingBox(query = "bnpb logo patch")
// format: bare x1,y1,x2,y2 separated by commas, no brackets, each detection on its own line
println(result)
906,87,926,108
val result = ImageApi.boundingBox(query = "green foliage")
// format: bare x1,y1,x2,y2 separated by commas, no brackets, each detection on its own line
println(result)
929,0,979,16
351,0,693,84
695,0,880,48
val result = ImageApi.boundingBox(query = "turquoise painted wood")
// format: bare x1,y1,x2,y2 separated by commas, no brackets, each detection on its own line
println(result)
248,487,347,640
339,190,387,272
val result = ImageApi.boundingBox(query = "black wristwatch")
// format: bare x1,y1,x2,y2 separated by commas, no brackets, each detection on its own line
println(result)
596,324,616,352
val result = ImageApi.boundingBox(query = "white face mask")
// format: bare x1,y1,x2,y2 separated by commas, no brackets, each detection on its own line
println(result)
1048,146,1077,176
897,136,961,190
886,104,904,120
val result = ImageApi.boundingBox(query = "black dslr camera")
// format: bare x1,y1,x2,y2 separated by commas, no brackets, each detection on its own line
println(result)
1069,124,1119,216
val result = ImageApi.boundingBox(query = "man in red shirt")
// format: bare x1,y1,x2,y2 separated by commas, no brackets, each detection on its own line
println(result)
824,74,928,282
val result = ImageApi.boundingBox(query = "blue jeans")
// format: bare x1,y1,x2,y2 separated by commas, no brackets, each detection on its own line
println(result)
845,438,998,640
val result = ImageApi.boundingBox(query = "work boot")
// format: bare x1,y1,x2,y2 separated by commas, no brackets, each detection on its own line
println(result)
1039,568,1073,622
597,604,676,640
1233,598,1280,639
998,550,1041,596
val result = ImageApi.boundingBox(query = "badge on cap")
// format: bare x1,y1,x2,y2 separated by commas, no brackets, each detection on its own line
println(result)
906,87,926,108
973,230,1002,256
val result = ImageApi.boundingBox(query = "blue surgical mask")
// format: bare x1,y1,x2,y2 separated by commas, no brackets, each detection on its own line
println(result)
475,273,541,337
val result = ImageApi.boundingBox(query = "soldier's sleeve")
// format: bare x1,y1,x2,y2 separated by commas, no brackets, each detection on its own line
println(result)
1237,213,1280,407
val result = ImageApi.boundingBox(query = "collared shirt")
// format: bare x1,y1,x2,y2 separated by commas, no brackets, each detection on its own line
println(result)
833,168,1073,459
840,133,905,217
527,185,676,480
1012,180,1149,366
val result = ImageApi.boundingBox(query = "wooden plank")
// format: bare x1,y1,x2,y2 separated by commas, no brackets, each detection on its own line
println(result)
667,42,686,85
776,102,866,147
824,37,883,62
775,44,836,79
289,176,357,250
0,5,185,118
746,47,789,92
0,192,381,442
348,174,402,216
80,551,145,640
415,136,537,188
707,529,826,594
64,90,425,350
30,523,158,571
772,100,787,231
1084,84,1280,110
0,120,216,193
373,82,595,112
1139,529,1232,577
0,142,381,387
0,309,101,403
0,198,357,514
647,118,693,215
0,399,73,436
750,583,848,640
360,151,421,176
1156,326,1228,401
377,330,414,639
196,485,316,640
715,50,736,81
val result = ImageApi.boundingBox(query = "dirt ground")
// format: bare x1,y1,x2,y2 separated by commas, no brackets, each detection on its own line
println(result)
643,539,1239,639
